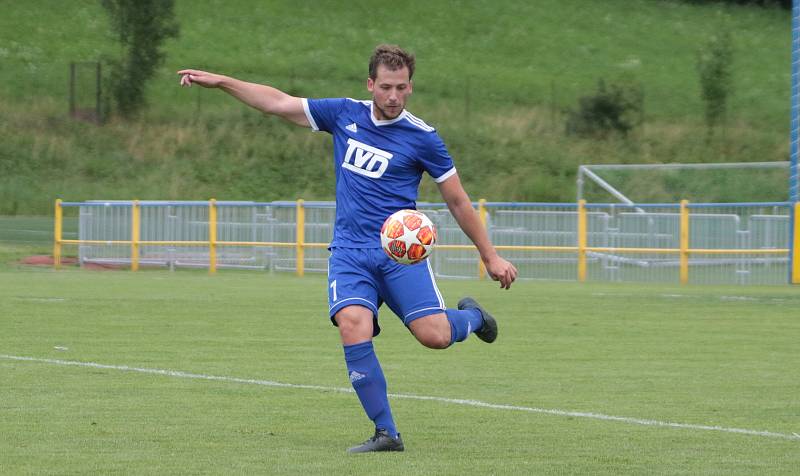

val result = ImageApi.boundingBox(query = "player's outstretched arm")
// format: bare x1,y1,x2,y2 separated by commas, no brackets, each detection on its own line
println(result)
438,174,518,289
177,69,310,127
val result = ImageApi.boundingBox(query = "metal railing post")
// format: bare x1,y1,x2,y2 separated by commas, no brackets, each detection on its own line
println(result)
53,199,63,269
680,200,690,284
209,199,217,275
296,199,305,277
131,200,140,271
578,199,587,282
792,202,800,284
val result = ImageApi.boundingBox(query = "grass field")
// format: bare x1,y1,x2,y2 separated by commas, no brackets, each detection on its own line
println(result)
1,264,798,474
1,0,789,122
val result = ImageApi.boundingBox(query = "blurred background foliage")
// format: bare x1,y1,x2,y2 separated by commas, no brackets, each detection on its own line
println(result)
0,0,792,215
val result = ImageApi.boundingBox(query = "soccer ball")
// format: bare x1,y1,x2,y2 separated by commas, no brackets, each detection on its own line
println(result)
380,209,437,265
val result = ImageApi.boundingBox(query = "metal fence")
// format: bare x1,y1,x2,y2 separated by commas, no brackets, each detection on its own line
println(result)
53,199,799,285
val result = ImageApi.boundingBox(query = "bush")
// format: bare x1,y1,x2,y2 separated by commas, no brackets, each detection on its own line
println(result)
565,80,644,139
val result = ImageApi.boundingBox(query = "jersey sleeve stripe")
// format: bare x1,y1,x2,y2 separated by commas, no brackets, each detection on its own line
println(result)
405,113,435,132
301,98,320,131
346,97,370,106
433,167,457,183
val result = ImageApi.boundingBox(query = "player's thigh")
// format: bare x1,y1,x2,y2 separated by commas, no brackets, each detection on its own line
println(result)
378,253,445,326
328,248,380,317
328,248,382,336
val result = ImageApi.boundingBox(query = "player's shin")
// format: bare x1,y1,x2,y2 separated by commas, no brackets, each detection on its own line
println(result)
343,341,398,438
445,308,484,345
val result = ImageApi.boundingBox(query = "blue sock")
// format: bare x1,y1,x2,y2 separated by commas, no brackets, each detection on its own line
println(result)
445,308,484,345
343,341,398,438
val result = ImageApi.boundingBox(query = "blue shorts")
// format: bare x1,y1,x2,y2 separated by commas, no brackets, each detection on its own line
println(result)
327,247,446,336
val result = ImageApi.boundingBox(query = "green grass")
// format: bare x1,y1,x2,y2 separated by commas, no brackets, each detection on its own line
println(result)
1,267,798,474
0,216,77,270
0,0,790,122
0,216,76,244
0,1,793,214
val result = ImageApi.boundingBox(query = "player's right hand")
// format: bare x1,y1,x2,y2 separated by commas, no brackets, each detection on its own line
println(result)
485,255,518,290
177,69,225,88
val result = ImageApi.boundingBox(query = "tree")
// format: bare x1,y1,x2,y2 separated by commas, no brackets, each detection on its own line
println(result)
102,0,179,117
697,29,733,138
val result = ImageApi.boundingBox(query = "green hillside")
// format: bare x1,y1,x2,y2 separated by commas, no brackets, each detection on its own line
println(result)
0,0,792,215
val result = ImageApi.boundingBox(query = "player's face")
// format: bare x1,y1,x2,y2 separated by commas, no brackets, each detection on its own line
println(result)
367,65,413,121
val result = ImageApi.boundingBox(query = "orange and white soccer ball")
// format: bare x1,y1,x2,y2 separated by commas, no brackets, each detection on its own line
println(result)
380,209,437,265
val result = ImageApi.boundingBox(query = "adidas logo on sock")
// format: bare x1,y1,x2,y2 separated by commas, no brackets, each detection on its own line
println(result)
346,123,358,133
349,370,366,382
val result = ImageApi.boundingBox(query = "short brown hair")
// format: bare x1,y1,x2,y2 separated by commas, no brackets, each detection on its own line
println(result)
368,44,415,80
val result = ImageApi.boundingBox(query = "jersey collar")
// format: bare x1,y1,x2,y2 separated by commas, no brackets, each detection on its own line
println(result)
369,101,407,127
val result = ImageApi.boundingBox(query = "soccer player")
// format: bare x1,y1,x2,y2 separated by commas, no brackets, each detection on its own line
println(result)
178,45,517,453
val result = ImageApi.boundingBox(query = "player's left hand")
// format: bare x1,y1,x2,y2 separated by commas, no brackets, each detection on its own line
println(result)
484,255,517,290
177,69,226,88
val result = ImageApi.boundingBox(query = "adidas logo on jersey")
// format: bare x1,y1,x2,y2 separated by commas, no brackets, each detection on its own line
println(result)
346,123,358,133
342,138,393,179
349,370,366,382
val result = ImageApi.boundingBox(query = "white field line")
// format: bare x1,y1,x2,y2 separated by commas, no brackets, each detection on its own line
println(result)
2,354,798,442
591,292,791,304
14,297,67,302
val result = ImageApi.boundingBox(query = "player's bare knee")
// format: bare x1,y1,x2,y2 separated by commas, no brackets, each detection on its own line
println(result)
426,334,451,349
412,329,450,349
337,319,360,338
339,318,368,335
408,314,451,349
335,307,373,343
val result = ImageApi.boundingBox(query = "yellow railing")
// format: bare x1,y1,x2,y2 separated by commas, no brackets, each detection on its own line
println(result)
53,199,62,269
577,199,587,282
296,199,305,277
794,202,800,284
680,199,689,285
131,200,140,272
208,199,217,274
52,199,798,284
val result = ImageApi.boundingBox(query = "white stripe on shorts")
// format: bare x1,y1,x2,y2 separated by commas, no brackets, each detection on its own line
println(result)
426,259,445,308
404,306,445,322
330,297,378,315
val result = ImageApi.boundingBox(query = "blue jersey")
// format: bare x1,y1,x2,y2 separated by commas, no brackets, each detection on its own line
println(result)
302,98,455,248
